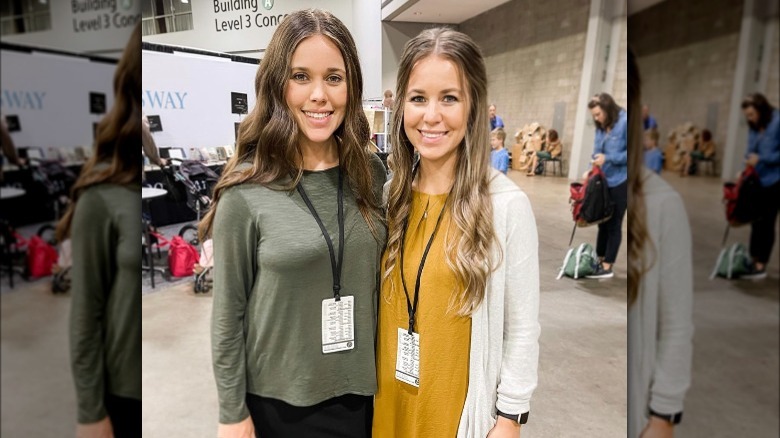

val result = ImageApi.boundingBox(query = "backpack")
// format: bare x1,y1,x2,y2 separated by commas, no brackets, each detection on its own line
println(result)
570,166,614,227
557,242,597,279
723,165,763,226
709,243,751,279
27,235,59,277
168,235,199,277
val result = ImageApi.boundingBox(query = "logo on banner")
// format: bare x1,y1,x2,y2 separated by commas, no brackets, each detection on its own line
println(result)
121,0,133,11
263,0,274,10
0,90,46,111
142,90,188,110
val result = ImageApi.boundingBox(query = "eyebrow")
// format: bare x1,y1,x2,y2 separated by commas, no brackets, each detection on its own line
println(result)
290,66,346,74
408,88,462,94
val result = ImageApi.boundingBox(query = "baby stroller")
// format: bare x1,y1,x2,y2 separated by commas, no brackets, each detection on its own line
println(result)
28,158,77,221
27,159,77,293
166,158,218,293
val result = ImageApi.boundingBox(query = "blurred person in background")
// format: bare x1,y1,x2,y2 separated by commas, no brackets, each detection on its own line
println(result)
383,89,395,109
627,47,694,438
56,23,142,438
490,127,510,174
644,128,663,174
489,103,505,131
586,92,628,279
740,93,780,280
1,114,24,182
642,105,658,131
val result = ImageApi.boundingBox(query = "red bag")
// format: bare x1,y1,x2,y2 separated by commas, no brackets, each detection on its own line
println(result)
27,235,58,277
569,166,614,227
723,165,763,226
168,235,199,277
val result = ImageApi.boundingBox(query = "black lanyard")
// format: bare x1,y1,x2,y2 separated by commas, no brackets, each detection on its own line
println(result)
399,195,448,335
296,169,345,301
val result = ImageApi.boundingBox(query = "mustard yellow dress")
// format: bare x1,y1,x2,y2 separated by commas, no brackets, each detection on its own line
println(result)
372,191,472,438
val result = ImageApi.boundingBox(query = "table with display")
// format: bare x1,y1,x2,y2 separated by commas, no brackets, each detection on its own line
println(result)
1,187,27,288
142,187,169,288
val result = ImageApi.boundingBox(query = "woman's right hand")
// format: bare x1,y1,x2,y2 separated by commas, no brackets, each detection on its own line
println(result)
218,417,255,438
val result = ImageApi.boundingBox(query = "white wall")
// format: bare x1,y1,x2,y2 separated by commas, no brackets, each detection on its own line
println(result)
141,0,353,57
381,21,450,97
141,49,258,150
1,0,139,58
1,48,116,149
141,0,383,106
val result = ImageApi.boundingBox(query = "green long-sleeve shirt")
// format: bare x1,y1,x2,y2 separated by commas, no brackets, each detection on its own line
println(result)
211,155,387,424
70,183,142,423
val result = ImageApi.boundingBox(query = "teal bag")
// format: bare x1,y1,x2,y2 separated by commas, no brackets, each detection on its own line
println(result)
710,243,751,279
557,243,597,279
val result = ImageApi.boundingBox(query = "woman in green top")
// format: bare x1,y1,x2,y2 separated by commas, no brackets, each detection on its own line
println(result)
199,9,386,438
56,23,142,438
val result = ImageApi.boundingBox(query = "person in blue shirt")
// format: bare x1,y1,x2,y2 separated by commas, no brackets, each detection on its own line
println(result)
489,104,505,131
585,93,628,279
490,128,510,174
740,93,780,279
644,128,663,174
642,105,658,131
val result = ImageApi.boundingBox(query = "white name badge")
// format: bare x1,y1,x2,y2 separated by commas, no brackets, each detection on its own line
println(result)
395,328,420,387
321,296,355,354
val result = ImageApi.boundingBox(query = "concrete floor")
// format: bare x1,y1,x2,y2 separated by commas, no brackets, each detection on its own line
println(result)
2,169,776,437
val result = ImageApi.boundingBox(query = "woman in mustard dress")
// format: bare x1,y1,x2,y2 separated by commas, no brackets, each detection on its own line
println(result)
373,28,540,438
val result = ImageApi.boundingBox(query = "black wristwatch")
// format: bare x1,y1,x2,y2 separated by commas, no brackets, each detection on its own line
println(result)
496,409,529,424
649,408,682,425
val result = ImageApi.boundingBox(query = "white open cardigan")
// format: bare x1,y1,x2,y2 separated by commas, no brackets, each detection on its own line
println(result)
383,169,540,437
455,169,541,437
628,169,693,437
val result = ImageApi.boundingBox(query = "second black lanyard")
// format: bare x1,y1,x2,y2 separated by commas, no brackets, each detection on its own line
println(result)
400,195,448,335
296,169,345,301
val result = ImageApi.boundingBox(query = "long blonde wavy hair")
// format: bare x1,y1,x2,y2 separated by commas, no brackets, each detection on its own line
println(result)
199,9,381,241
384,28,498,316
627,47,655,306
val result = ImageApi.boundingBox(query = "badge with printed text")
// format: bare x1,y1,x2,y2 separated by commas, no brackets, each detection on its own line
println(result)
395,328,420,387
321,296,355,354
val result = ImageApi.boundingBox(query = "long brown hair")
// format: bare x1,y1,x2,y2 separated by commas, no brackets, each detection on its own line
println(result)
588,92,622,131
384,28,498,316
56,23,142,242
198,9,380,241
627,47,655,306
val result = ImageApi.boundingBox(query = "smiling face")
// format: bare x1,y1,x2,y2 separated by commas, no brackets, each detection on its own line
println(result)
285,35,347,151
403,55,468,168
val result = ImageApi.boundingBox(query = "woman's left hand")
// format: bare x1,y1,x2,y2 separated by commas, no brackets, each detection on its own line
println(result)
486,416,521,438
746,153,759,166
592,153,606,166
639,416,674,438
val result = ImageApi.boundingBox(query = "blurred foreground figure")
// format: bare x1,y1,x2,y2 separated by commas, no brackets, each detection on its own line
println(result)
740,93,780,280
56,23,142,438
627,47,694,438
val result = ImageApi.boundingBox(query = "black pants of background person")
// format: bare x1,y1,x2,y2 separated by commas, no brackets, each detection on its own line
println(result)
597,181,628,264
246,393,373,438
104,393,141,438
749,180,780,264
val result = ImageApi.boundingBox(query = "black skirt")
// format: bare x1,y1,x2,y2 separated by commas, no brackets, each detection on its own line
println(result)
245,393,373,438
104,393,141,438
